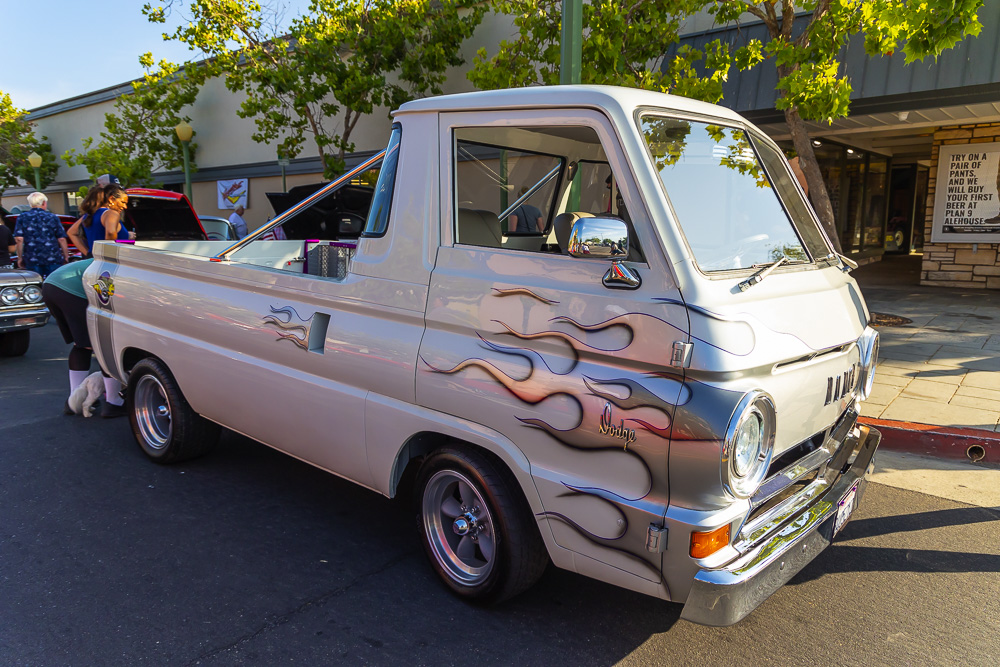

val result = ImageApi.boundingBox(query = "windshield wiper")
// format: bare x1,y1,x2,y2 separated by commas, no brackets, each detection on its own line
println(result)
738,256,788,292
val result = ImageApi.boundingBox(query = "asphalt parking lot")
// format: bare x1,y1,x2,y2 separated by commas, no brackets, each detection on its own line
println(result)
2,323,999,666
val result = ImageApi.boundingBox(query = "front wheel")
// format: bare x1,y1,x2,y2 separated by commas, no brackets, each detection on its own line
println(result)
416,447,547,604
127,357,220,464
0,330,30,357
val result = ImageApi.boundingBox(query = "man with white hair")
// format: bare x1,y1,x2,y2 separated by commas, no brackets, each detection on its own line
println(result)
228,205,248,239
14,192,69,278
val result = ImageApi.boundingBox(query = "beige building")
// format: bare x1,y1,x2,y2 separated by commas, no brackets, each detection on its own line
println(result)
6,8,1000,290
2,19,513,233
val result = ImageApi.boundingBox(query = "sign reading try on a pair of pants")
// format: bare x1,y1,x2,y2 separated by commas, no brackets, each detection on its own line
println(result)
932,143,1000,243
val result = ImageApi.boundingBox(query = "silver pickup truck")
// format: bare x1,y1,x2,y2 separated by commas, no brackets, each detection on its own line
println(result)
85,86,880,626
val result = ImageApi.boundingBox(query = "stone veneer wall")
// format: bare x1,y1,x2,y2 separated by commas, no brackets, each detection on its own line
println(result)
921,124,1000,289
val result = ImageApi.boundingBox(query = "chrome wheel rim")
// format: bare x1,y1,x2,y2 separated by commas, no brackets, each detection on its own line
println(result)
134,375,172,450
422,470,496,586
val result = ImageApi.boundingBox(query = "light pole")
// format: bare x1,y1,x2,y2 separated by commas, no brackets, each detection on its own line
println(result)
27,152,42,191
175,120,194,201
277,153,289,192
560,0,583,209
560,0,582,85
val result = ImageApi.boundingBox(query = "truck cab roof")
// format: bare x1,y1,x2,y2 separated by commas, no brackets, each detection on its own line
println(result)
395,85,746,125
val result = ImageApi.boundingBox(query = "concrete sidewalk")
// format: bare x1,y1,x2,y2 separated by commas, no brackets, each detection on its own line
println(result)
852,255,1000,464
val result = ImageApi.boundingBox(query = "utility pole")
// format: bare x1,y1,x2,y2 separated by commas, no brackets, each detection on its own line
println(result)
560,0,582,85
561,0,583,209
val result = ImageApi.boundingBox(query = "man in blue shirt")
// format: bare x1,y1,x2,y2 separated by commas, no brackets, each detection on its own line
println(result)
14,192,69,278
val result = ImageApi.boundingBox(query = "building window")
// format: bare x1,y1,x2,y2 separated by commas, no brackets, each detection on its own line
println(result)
789,140,891,255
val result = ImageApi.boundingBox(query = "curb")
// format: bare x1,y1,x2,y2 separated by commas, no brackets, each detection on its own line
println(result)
859,417,1000,466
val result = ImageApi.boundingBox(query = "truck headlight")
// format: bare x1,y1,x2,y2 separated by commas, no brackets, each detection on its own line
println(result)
23,285,43,303
1,287,21,306
857,327,879,401
722,391,775,499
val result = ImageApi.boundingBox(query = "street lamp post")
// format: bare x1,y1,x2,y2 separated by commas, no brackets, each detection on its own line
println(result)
175,120,194,201
27,152,42,191
560,0,582,85
277,153,290,192
560,0,583,209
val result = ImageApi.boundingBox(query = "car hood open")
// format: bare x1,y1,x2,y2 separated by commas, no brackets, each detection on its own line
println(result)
124,189,207,241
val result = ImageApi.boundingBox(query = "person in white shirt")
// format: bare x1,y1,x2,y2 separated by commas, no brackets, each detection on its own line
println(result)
228,205,248,239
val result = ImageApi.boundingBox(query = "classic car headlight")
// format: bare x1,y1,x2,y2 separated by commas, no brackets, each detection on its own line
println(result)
22,285,43,303
1,287,22,306
856,327,879,401
722,391,776,499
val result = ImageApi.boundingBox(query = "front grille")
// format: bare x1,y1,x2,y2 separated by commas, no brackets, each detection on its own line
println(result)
767,430,827,476
735,404,860,553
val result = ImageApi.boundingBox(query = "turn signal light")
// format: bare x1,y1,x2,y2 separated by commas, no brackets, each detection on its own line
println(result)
690,524,731,559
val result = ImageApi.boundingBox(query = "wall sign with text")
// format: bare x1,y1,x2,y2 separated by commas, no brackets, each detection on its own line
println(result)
931,143,1000,243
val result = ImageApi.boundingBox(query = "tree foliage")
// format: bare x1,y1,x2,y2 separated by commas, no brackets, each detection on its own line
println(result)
471,0,985,252
469,0,729,102
145,0,486,178
0,92,59,192
62,54,201,189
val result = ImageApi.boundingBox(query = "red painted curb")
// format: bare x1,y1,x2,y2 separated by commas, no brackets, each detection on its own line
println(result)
859,417,999,465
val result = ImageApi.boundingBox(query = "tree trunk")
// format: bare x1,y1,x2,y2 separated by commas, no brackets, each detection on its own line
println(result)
783,105,843,253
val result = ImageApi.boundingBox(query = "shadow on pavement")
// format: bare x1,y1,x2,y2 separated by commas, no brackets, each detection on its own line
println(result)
843,506,1000,540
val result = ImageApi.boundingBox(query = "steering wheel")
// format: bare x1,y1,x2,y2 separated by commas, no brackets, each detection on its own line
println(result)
338,212,368,234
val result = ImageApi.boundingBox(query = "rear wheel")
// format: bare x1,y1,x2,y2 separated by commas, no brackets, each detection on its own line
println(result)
416,447,547,604
127,358,220,464
0,330,30,357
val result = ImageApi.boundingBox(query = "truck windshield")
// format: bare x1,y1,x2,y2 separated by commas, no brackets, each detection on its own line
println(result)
639,115,830,273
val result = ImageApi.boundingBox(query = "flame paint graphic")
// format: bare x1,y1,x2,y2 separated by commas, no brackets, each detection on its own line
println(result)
422,294,738,591
263,305,314,349
492,287,560,305
654,296,817,353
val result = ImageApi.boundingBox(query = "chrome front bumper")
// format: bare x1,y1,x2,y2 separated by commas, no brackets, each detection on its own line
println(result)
0,306,50,333
680,423,880,626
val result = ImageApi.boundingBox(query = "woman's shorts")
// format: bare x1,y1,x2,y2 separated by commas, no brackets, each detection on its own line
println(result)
42,283,91,348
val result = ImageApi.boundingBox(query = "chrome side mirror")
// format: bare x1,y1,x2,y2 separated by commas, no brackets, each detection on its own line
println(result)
567,217,630,259
567,216,640,289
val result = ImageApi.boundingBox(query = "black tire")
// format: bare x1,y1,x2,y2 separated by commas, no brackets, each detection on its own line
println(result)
415,447,548,604
127,357,220,464
0,330,30,357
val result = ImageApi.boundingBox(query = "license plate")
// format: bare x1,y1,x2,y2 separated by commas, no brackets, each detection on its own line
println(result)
833,482,859,537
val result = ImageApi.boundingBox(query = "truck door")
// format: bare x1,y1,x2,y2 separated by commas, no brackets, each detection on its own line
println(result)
417,110,690,585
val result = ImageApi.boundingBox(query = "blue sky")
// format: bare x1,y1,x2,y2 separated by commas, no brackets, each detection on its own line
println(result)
0,0,307,110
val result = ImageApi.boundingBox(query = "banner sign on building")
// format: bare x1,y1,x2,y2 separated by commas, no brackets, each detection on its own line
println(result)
931,143,1000,243
217,178,249,209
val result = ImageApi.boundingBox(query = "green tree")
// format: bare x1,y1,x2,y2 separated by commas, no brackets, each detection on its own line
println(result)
0,92,59,192
471,0,984,253
145,0,486,178
63,54,201,188
468,1,728,101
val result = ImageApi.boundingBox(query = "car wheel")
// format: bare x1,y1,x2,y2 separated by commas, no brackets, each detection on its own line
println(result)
416,447,548,604
0,330,30,357
127,357,220,464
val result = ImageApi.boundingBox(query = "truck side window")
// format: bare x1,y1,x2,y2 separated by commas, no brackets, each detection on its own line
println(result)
363,124,402,238
453,125,640,258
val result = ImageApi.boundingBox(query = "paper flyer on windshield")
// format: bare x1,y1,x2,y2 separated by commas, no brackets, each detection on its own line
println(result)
931,142,1000,243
